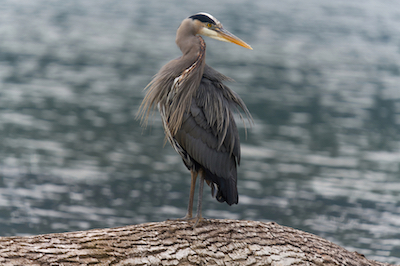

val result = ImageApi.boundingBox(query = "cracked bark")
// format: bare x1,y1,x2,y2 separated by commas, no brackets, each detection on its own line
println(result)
0,219,394,266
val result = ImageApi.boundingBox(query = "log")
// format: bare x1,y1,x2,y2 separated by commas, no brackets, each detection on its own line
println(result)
0,219,393,266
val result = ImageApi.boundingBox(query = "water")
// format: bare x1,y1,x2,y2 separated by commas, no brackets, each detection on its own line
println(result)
0,0,400,264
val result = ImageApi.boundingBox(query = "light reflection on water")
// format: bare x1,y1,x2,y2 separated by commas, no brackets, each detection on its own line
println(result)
0,0,400,264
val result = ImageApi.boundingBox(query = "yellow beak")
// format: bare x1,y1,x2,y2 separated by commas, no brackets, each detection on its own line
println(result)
199,27,253,50
216,28,253,50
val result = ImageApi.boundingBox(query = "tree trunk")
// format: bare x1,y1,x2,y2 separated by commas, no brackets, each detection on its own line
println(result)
0,219,393,266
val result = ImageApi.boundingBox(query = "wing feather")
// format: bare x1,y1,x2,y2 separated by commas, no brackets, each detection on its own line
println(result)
173,68,249,205
170,65,252,205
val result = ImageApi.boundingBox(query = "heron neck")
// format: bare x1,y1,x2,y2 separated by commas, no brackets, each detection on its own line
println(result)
174,35,206,80
177,34,205,59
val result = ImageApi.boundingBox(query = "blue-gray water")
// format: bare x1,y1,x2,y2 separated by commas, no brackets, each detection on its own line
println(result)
1,0,400,264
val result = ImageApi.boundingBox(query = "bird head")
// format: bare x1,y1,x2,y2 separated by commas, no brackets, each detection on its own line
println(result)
188,12,253,50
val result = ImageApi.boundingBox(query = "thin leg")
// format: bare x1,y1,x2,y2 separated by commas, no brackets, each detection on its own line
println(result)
184,170,198,219
193,174,205,228
168,170,197,221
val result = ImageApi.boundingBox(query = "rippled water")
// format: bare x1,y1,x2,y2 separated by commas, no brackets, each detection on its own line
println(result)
1,0,400,264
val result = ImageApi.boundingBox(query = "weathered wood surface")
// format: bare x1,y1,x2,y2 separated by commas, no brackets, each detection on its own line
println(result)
0,219,394,266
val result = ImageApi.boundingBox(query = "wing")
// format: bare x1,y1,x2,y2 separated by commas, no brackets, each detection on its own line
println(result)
173,65,250,205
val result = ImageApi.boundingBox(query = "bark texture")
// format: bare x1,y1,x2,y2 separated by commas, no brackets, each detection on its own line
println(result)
0,219,394,266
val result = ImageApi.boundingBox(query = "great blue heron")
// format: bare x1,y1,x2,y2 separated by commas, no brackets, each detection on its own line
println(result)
139,13,252,226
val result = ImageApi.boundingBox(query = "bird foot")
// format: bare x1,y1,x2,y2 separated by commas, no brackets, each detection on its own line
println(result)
168,215,194,221
192,216,204,228
168,216,205,228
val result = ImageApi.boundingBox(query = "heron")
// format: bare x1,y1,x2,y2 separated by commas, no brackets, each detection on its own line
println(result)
139,12,252,226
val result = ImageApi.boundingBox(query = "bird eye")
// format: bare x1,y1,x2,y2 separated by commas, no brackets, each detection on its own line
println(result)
207,23,212,28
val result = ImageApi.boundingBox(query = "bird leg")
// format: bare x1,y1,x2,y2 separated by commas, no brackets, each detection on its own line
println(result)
169,170,197,221
168,169,206,227
192,172,205,228
184,169,198,219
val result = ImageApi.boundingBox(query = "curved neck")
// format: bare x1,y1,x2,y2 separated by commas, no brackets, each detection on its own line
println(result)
175,36,206,83
177,34,203,58
174,26,206,81
175,18,205,60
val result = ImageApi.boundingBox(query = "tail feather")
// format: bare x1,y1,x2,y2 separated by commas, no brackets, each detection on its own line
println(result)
204,168,238,205
216,178,238,205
